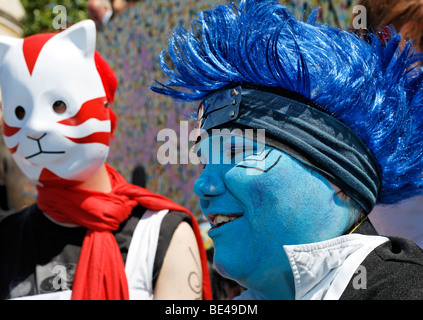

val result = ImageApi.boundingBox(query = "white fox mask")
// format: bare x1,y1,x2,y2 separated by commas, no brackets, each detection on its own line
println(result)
0,20,116,187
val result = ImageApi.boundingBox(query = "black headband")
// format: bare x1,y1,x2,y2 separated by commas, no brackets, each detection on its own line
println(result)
197,86,381,213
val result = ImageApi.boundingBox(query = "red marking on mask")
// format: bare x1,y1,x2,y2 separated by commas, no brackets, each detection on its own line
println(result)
2,119,21,137
8,145,18,155
94,51,118,135
94,51,118,104
39,168,82,187
22,33,55,76
65,132,111,146
59,97,110,127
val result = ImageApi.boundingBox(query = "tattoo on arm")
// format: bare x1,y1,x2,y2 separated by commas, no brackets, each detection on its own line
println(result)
188,246,202,299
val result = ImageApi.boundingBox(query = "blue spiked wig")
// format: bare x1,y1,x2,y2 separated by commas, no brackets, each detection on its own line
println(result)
151,0,423,212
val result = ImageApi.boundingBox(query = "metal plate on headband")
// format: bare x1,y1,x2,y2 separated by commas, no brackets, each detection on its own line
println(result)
197,86,242,132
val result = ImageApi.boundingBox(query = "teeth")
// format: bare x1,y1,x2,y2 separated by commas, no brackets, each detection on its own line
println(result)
215,215,229,225
212,214,240,226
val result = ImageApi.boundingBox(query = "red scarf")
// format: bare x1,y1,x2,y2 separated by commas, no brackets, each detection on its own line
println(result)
37,164,212,300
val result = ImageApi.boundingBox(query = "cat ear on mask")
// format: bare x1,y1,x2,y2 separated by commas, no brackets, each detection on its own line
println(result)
55,19,97,58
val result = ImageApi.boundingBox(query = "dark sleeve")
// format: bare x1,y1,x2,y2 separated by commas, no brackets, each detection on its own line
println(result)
0,204,39,299
152,211,193,289
341,237,423,300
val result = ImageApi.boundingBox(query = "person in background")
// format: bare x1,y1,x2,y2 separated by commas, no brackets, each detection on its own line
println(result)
88,0,113,31
352,0,423,51
111,0,141,18
131,165,147,188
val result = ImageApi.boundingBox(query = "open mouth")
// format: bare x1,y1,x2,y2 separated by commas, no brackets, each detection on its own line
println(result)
208,213,243,229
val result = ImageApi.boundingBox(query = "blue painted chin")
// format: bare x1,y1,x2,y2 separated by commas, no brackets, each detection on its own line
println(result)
193,133,357,299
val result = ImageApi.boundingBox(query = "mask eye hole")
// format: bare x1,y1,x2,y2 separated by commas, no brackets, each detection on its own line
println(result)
53,100,67,114
15,106,25,120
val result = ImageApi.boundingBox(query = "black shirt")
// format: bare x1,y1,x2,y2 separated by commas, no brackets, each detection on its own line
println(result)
0,203,191,299
341,220,423,299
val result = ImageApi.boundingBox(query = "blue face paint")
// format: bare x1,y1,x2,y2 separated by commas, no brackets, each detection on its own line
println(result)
193,132,356,299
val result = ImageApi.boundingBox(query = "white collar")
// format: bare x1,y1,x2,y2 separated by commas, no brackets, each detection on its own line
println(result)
283,234,389,300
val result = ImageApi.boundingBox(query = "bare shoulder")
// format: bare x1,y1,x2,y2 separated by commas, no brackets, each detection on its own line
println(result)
154,221,203,300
